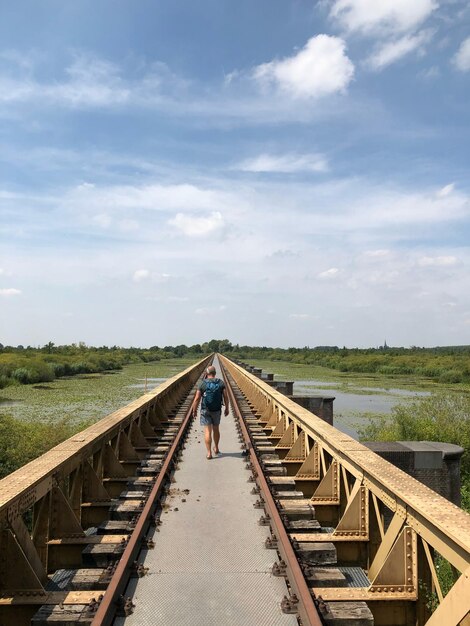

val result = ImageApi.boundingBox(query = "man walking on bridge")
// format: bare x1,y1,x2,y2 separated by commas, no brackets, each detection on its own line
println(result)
191,365,229,459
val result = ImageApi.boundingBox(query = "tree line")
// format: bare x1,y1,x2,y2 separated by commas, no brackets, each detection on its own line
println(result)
228,343,470,384
1,339,470,388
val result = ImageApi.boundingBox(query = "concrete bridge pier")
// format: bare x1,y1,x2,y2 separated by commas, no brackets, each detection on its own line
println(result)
364,441,464,507
290,395,335,426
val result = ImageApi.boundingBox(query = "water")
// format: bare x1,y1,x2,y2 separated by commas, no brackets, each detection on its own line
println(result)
292,379,430,439
0,360,194,424
127,377,167,390
0,399,22,407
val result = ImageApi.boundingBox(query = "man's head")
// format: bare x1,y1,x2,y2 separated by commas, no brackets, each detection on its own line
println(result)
206,365,216,378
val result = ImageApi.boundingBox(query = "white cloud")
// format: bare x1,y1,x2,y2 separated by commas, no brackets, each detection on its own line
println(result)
289,313,311,319
118,219,139,232
0,52,191,116
330,0,438,36
169,211,224,237
68,182,238,214
92,213,112,228
195,304,227,315
253,35,354,99
237,152,329,173
0,54,131,108
364,249,390,258
3,168,470,347
437,183,455,197
0,50,356,125
318,267,340,279
0,288,21,297
167,296,189,302
367,30,434,70
49,55,130,108
330,185,470,229
419,65,440,80
417,256,458,267
133,269,150,282
268,249,300,260
453,37,470,72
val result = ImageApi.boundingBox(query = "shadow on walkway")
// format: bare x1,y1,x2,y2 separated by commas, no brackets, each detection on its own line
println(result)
211,451,243,459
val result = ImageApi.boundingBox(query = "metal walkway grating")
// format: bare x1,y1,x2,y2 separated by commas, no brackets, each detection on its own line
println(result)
115,358,297,626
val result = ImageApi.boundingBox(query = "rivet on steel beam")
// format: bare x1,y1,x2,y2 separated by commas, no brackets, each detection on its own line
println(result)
258,514,270,526
253,498,265,509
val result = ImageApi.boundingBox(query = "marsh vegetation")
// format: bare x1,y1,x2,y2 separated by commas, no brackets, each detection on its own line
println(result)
0,358,196,479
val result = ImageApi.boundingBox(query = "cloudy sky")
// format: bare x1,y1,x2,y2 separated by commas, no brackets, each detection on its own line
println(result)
1,0,470,348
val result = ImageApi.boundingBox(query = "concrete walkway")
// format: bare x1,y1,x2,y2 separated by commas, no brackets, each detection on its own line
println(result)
116,358,296,626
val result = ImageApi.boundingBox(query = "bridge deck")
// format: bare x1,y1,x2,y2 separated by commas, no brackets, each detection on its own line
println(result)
116,359,296,626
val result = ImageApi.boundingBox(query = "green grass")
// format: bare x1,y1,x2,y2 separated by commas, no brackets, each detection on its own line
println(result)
231,345,470,385
0,358,196,425
359,393,470,482
247,359,470,394
0,413,93,478
0,358,198,479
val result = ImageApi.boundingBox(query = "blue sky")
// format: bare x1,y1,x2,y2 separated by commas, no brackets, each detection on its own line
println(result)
1,0,469,348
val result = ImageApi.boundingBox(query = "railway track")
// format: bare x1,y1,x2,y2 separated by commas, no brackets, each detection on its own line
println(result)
221,360,371,626
0,354,469,626
0,356,210,626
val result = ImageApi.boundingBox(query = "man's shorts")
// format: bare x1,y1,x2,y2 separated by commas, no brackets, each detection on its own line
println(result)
200,407,221,426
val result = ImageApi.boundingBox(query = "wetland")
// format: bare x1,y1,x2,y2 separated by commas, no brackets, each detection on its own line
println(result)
247,359,469,438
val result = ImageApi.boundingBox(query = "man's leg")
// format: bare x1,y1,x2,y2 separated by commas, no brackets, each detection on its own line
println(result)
204,425,213,458
213,425,220,455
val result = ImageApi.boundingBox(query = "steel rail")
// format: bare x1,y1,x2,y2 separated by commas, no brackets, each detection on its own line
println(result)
0,355,211,526
220,361,323,626
220,355,470,574
0,355,212,626
220,354,470,625
91,383,199,625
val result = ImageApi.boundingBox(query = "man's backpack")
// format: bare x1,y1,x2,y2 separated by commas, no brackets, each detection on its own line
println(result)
203,378,223,411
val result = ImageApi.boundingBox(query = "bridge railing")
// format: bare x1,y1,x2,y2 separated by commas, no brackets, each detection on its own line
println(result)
220,355,470,626
0,354,211,618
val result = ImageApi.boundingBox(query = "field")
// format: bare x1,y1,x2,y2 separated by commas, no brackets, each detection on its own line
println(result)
232,344,470,386
1,350,469,506
247,358,470,434
0,358,196,478
0,358,196,424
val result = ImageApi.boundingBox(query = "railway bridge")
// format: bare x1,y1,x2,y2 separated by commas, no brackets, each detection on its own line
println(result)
0,354,469,626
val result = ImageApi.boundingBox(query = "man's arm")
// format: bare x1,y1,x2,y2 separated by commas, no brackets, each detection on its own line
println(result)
191,389,202,417
222,388,230,416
